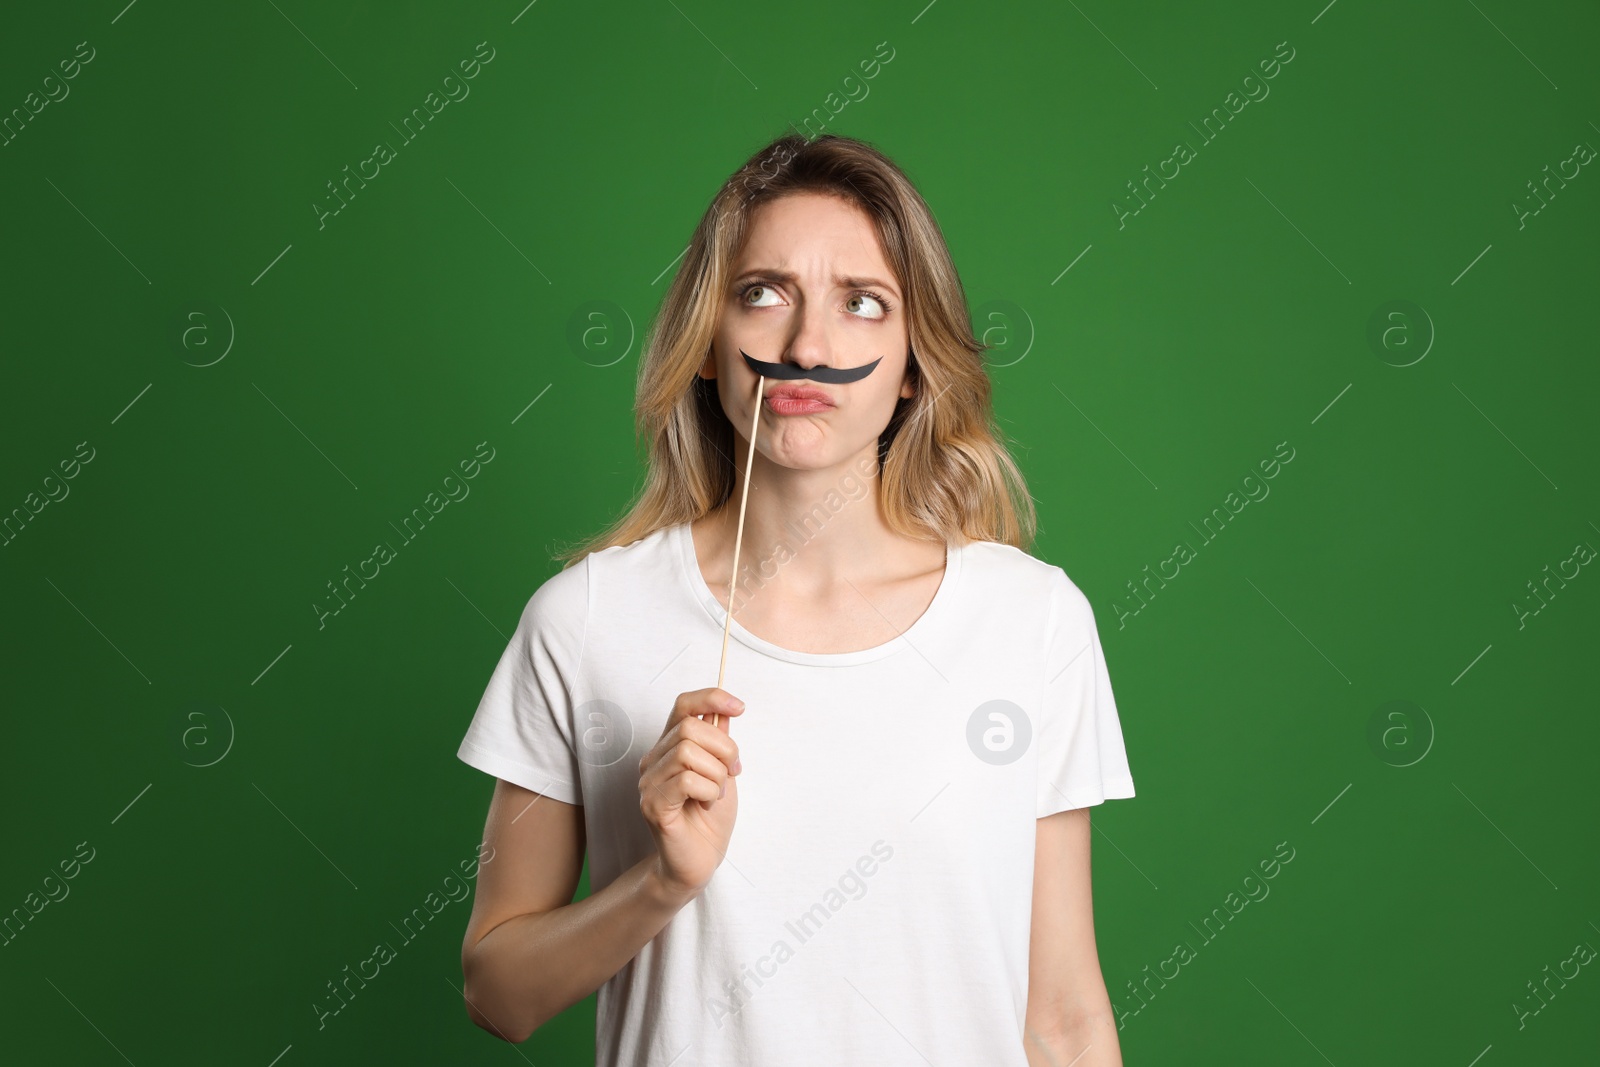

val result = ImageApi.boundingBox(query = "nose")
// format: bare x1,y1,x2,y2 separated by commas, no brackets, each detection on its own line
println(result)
780,301,834,376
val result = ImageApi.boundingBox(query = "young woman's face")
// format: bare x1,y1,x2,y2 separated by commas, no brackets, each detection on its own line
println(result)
701,191,914,473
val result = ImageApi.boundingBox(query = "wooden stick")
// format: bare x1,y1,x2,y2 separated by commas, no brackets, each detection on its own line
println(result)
711,371,766,730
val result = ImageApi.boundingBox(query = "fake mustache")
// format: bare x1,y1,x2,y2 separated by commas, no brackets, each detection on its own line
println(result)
740,349,883,384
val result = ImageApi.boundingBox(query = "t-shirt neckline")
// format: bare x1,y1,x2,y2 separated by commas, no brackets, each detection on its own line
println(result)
671,519,964,667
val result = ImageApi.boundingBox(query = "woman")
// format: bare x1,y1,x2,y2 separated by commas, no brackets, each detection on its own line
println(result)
456,132,1136,1065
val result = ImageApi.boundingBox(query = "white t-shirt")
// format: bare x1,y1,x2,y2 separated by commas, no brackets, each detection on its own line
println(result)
457,520,1135,1065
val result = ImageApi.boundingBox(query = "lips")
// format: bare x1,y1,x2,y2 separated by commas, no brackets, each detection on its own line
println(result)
765,383,834,405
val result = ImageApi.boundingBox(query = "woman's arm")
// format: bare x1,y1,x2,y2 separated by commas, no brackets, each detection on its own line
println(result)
1024,807,1124,1066
459,778,693,1043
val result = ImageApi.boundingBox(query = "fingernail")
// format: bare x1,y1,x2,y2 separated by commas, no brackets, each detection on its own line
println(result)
718,782,726,799
732,758,742,775
726,697,744,711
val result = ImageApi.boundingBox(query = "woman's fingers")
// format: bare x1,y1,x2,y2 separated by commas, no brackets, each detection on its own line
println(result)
672,769,723,806
638,689,745,900
642,737,730,796
642,765,724,813
644,697,742,777
667,688,745,732
676,714,740,773
639,725,735,780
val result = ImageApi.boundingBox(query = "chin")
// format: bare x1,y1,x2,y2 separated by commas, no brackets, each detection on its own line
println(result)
760,439,867,473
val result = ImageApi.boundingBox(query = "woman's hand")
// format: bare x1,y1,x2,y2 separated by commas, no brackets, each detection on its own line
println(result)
638,688,744,902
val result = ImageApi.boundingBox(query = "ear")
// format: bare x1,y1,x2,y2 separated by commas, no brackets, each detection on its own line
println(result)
899,346,917,399
698,347,717,380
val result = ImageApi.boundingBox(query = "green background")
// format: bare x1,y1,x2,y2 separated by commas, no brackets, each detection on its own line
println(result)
3,0,1596,1063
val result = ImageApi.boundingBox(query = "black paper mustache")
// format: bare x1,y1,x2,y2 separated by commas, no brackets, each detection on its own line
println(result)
740,349,883,384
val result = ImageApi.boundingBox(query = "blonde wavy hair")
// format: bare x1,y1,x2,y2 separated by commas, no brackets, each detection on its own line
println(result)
554,131,1037,569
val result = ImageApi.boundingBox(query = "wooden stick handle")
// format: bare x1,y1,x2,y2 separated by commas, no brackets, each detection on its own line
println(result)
712,372,765,730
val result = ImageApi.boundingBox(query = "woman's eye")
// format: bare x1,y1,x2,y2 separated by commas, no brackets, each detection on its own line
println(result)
846,293,887,320
742,285,781,308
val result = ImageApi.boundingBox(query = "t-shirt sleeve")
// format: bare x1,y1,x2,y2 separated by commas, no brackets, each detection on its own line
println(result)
1036,566,1136,817
455,554,591,805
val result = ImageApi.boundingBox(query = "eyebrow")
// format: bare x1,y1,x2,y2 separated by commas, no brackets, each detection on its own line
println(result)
731,267,901,299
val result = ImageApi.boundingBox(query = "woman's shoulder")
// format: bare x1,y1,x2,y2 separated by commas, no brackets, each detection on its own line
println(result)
962,536,1076,587
526,552,590,610
531,523,680,611
961,537,1094,624
507,553,591,655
